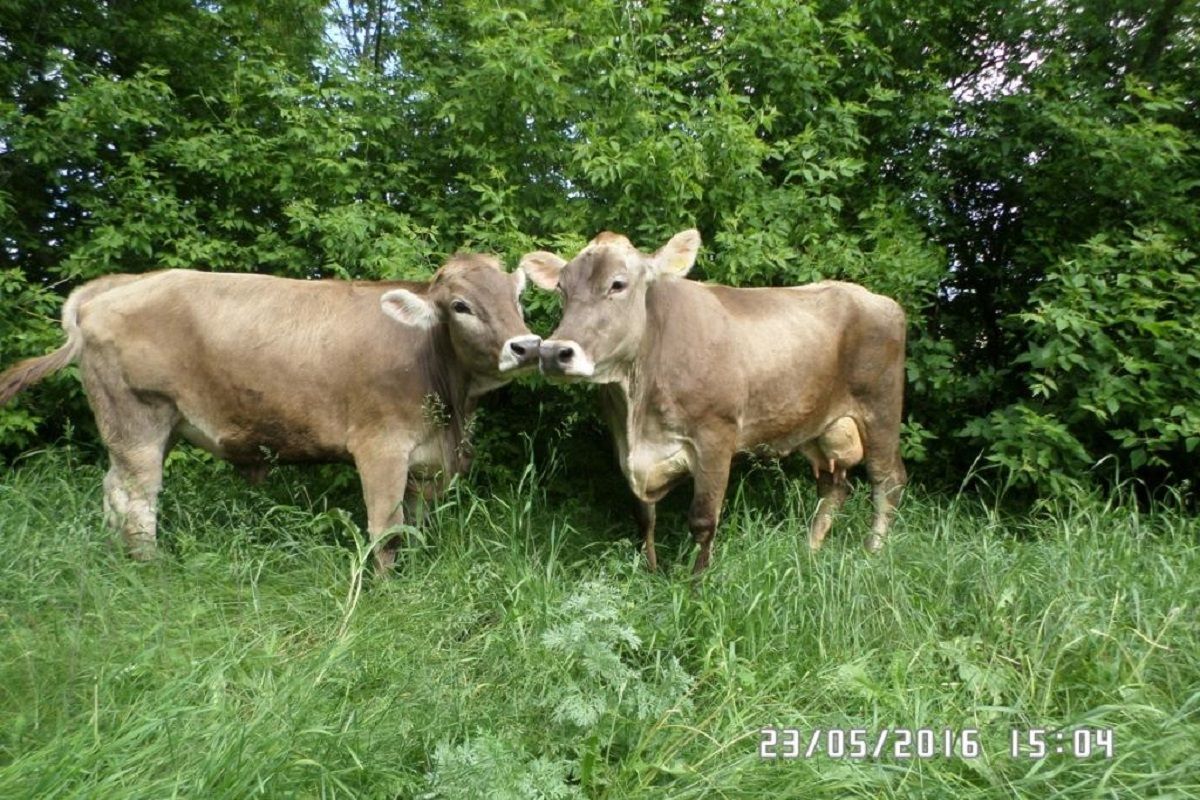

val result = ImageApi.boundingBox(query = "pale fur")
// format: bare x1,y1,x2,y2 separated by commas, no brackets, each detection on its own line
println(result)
0,261,538,570
529,229,907,573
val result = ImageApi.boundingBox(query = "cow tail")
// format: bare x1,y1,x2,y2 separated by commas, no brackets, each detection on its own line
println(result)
0,273,143,405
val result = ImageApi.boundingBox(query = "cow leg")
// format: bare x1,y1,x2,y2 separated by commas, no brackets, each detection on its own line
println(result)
808,470,851,551
236,464,270,486
633,499,658,572
404,478,440,533
863,441,906,553
856,405,906,553
93,396,175,560
354,450,410,574
689,440,734,575
102,446,168,560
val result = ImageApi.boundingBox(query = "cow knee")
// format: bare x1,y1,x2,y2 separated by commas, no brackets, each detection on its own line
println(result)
103,464,161,558
103,469,131,520
689,511,718,544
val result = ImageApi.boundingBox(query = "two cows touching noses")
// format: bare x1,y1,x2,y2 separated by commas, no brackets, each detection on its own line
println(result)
0,230,906,575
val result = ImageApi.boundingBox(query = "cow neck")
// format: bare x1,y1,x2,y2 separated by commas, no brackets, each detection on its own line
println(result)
421,323,473,470
602,279,671,429
610,352,649,407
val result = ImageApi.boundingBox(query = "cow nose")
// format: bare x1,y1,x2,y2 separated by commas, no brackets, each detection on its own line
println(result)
540,339,594,377
499,335,542,371
510,335,541,364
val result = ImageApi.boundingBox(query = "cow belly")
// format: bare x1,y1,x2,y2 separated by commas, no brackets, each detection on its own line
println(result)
176,416,347,464
739,406,848,458
626,440,692,502
177,420,224,455
752,427,822,458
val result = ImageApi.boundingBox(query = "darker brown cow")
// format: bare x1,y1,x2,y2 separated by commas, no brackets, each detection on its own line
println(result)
0,256,539,571
522,230,906,573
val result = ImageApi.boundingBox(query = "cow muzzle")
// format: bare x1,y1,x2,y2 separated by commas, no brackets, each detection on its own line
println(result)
539,339,596,378
499,334,543,373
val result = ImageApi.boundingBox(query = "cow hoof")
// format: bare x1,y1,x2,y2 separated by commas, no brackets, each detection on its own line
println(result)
807,537,824,553
127,542,158,562
863,534,885,554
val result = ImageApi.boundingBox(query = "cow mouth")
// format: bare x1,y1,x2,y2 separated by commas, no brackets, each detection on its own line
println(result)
538,339,596,379
498,334,542,373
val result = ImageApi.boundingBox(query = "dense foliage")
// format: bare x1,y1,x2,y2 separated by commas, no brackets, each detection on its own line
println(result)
1,0,1197,494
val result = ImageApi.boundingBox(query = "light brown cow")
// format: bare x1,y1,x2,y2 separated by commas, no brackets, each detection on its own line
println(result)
0,257,540,571
522,230,906,573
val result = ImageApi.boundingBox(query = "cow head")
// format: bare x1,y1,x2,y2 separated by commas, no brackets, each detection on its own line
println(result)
521,229,700,382
380,254,540,385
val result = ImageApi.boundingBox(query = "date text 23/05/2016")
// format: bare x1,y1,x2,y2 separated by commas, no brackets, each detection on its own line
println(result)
758,727,1115,760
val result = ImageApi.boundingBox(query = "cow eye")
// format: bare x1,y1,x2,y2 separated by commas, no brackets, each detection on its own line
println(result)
451,299,473,315
609,277,628,294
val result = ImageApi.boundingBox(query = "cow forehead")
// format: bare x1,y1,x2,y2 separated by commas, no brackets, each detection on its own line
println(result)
444,252,503,272
587,231,633,249
433,257,512,296
564,243,645,288
580,232,639,265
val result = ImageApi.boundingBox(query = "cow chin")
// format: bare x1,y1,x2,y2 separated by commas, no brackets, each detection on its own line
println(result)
543,369,593,383
497,361,537,376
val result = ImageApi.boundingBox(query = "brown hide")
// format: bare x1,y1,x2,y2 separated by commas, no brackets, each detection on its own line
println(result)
526,231,906,573
0,259,539,570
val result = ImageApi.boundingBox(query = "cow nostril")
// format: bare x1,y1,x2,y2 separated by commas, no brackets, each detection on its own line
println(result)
557,346,574,363
510,341,526,356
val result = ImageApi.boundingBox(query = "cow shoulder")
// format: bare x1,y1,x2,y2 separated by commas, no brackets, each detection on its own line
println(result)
641,278,743,424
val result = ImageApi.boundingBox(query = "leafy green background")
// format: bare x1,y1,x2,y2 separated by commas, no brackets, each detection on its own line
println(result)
2,0,1197,496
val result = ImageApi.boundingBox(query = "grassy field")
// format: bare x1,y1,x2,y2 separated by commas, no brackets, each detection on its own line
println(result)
0,445,1197,799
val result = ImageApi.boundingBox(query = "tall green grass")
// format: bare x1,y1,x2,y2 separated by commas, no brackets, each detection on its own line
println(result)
1,447,1197,798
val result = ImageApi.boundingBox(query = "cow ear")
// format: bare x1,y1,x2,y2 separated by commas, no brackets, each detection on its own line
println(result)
381,288,437,329
520,251,566,291
651,229,701,277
